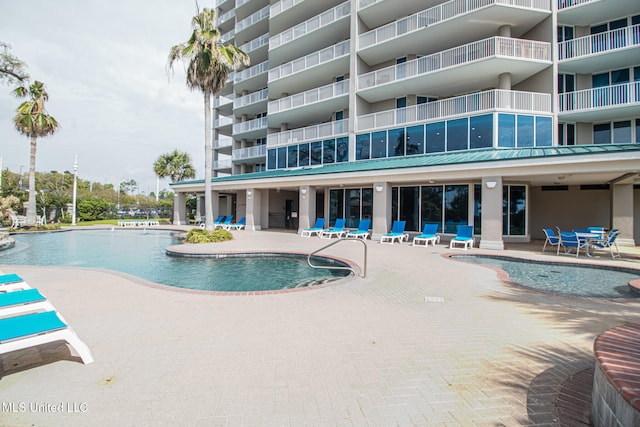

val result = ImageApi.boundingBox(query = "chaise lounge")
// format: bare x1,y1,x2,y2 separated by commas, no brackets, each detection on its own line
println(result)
345,219,371,240
380,221,409,244
320,218,347,239
413,223,440,247
301,218,325,238
449,225,474,250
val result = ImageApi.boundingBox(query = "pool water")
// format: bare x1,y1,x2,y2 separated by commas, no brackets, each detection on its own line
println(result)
453,255,640,298
0,230,351,292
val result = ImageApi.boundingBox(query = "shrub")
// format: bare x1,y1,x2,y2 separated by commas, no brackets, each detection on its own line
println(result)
184,228,233,244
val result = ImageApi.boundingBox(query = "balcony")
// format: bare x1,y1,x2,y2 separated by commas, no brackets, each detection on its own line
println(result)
233,88,269,116
357,37,551,103
558,24,640,73
215,115,233,130
220,29,235,44
235,5,269,42
558,82,640,122
268,80,348,128
214,137,233,156
217,9,235,32
267,119,347,147
214,94,234,116
234,60,268,94
232,145,267,163
357,90,551,131
269,0,346,35
240,33,270,64
233,116,268,139
213,159,232,170
557,0,638,26
358,0,550,65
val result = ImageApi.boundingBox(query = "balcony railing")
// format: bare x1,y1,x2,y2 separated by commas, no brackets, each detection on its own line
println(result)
218,9,235,25
214,94,234,108
214,137,233,149
557,0,596,10
221,29,235,43
268,80,348,114
267,119,348,147
236,5,269,33
558,24,640,60
234,60,268,84
232,145,267,160
358,37,551,90
234,88,268,109
357,90,551,130
240,33,269,53
213,159,232,169
215,116,233,128
269,40,350,82
358,0,383,9
233,117,268,135
359,0,550,50
270,1,350,50
558,82,640,112
270,0,306,19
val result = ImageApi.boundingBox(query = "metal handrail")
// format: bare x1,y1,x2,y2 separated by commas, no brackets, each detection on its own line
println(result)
307,238,367,278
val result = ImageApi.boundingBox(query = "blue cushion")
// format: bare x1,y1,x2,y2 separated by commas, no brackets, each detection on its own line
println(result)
0,311,66,342
0,274,23,285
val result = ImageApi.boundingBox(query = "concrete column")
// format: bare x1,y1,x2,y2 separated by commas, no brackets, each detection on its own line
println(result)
298,186,316,232
499,25,511,37
498,73,511,90
479,177,504,250
372,182,391,240
612,183,635,246
211,190,220,218
173,192,188,225
246,188,262,231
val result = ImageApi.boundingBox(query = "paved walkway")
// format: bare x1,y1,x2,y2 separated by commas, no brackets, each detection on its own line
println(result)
1,228,640,426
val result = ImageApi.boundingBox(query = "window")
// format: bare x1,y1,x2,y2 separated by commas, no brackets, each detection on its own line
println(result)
328,189,344,226
426,122,445,153
277,147,286,169
473,184,482,235
636,119,640,143
336,137,348,162
558,123,575,146
498,114,515,147
298,143,310,166
406,124,425,155
444,185,469,234
469,114,493,149
371,131,387,158
396,97,407,124
421,186,443,230
503,185,526,236
356,133,370,160
323,139,335,164
387,128,405,157
535,116,552,146
329,187,373,228
311,141,323,165
558,74,575,93
287,145,298,168
516,115,534,147
267,149,277,170
593,123,611,144
446,118,468,151
613,121,631,143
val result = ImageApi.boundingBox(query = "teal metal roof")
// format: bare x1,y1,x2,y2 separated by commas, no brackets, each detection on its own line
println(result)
173,144,640,186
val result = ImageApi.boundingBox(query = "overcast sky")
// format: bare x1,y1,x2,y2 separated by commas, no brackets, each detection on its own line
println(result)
0,1,212,195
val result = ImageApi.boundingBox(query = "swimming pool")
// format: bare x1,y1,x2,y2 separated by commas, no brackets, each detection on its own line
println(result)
452,254,640,298
0,230,351,292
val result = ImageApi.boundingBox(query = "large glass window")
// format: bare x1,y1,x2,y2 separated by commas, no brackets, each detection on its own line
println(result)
336,137,348,162
328,189,344,226
469,114,493,149
516,115,534,147
406,124,425,155
498,114,515,147
613,121,631,143
503,185,526,236
446,118,468,151
298,143,310,166
323,139,335,164
593,123,611,144
473,184,482,235
328,187,373,228
287,145,298,168
267,149,277,170
399,187,420,231
355,133,370,160
421,186,443,230
444,185,469,234
311,141,323,165
371,131,387,158
362,188,373,222
535,116,552,146
387,128,405,157
636,119,640,143
345,189,361,228
426,122,445,153
277,147,286,169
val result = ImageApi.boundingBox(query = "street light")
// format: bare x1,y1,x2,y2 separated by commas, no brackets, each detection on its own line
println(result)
71,155,78,225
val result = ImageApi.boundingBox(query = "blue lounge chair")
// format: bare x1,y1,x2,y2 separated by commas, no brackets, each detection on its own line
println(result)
346,219,371,240
590,229,621,259
449,225,474,250
225,217,246,230
557,230,589,257
320,219,347,239
301,218,325,238
0,288,55,317
380,220,408,244
542,228,560,252
0,273,31,291
214,215,233,229
0,310,93,364
413,223,440,247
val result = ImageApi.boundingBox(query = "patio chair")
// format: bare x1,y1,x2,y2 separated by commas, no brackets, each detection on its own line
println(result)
345,219,371,240
0,288,55,317
413,223,440,247
380,220,408,244
301,218,325,238
320,219,347,239
589,229,621,259
214,215,233,229
557,230,589,258
0,273,31,292
225,217,246,230
449,225,474,250
542,228,560,252
0,310,93,364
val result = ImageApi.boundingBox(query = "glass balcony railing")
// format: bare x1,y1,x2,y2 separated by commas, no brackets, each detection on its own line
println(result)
558,82,640,112
220,29,235,44
267,119,348,147
240,33,269,53
270,0,306,19
359,0,550,50
236,6,269,33
213,159,232,169
269,40,350,82
214,137,233,149
234,88,268,110
269,80,348,114
358,37,551,90
232,145,267,160
358,0,383,10
233,117,268,135
270,1,350,50
218,9,235,25
214,94,234,108
558,24,640,60
234,60,269,84
215,116,233,128
357,89,551,131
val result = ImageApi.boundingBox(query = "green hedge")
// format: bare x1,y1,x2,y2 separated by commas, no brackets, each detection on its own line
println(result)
184,228,233,243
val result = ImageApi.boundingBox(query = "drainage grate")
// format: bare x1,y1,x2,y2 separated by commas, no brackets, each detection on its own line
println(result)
424,296,445,303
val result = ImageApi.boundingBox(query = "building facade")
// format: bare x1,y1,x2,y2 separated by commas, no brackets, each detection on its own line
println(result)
171,0,640,248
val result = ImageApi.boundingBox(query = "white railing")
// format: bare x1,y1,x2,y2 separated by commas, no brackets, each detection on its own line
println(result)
557,0,596,10
268,80,348,114
236,0,251,8
558,24,640,60
236,6,269,33
232,145,267,160
358,0,383,10
234,88,268,109
267,119,348,147
233,117,268,134
270,1,350,50
214,94,234,108
357,90,551,130
215,116,233,128
270,0,306,19
240,33,269,53
358,37,551,90
214,137,233,149
359,0,550,50
220,29,235,43
558,82,640,112
234,60,268,84
213,159,232,169
218,9,235,25
269,40,350,82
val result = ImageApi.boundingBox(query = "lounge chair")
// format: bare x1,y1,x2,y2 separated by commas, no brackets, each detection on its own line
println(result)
542,228,560,252
225,217,246,230
301,218,325,238
346,219,371,240
557,230,588,257
589,229,621,259
0,288,55,317
380,220,408,244
214,215,233,229
0,273,31,292
320,219,347,239
413,223,440,247
0,310,93,364
449,225,474,250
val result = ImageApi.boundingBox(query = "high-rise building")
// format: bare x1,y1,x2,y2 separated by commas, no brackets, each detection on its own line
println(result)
172,0,640,248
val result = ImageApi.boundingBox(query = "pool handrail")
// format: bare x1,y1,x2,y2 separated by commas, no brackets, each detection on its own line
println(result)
307,237,366,278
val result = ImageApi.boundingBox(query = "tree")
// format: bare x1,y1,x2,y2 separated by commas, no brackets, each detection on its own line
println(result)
153,149,196,183
119,179,138,195
0,42,29,86
168,7,249,229
13,81,60,226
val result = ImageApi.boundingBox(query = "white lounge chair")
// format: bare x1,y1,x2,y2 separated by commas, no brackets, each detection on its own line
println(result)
380,221,409,244
346,219,371,240
0,288,55,317
225,217,246,230
449,225,474,250
320,219,347,239
413,223,440,247
0,273,31,292
301,218,325,238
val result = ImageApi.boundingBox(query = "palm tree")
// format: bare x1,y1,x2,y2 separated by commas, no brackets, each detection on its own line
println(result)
13,80,59,226
153,149,196,183
168,7,249,229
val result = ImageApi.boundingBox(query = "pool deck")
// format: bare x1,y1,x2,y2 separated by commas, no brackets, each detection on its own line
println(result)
1,226,640,426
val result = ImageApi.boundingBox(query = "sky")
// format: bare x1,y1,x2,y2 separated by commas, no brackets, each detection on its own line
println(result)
0,0,213,195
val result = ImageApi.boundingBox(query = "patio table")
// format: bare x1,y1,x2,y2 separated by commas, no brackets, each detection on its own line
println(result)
574,232,603,257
